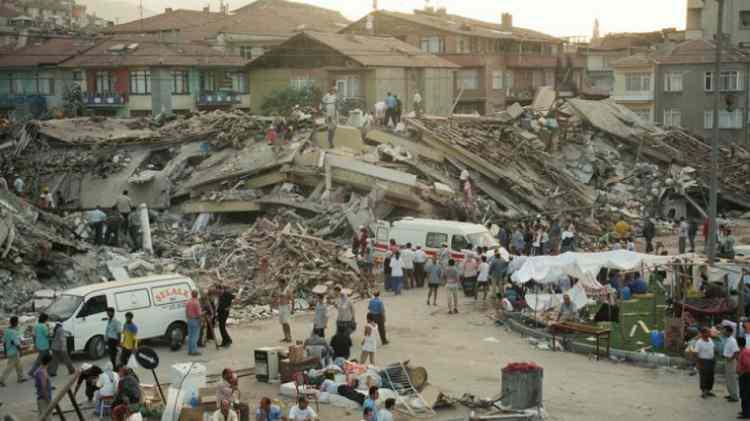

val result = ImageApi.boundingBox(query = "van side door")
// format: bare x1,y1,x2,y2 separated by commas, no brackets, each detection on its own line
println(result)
74,294,109,351
113,288,152,339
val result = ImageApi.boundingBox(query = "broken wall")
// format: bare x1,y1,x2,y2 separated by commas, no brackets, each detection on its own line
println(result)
422,68,454,116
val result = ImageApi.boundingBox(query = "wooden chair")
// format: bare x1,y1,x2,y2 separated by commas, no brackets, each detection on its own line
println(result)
292,372,319,412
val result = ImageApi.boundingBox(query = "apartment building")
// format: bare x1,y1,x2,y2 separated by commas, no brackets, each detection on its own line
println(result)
686,0,750,48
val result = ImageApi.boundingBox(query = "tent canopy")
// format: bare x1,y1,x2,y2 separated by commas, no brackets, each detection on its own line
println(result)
510,250,674,287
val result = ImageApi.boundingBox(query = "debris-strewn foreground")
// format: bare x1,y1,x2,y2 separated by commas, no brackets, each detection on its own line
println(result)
1,98,748,318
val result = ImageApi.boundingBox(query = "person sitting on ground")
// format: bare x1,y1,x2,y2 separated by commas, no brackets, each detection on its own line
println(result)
304,331,333,367
113,367,140,408
216,368,249,419
557,294,577,322
378,398,396,421
213,399,239,421
288,396,317,421
255,397,285,421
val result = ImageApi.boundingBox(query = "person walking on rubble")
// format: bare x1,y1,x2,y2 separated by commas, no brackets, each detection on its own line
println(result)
116,190,132,238
276,279,294,343
384,92,396,127
413,91,423,118
216,285,234,348
643,218,656,254
86,206,107,245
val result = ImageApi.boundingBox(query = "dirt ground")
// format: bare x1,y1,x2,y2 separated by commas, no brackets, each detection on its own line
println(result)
0,283,743,421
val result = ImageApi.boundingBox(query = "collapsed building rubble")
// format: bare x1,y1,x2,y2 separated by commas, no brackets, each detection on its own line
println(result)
2,95,749,318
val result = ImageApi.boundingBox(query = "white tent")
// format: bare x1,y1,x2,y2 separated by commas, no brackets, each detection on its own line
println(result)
510,250,674,288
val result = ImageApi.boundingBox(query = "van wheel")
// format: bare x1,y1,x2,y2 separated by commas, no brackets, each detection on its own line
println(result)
166,322,186,351
86,335,106,360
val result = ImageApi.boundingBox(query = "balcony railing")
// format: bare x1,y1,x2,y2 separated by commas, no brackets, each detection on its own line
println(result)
613,91,654,102
196,91,243,106
85,93,127,106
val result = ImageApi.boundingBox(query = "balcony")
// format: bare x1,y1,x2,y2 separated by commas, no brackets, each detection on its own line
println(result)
196,91,243,107
613,91,654,102
85,93,127,107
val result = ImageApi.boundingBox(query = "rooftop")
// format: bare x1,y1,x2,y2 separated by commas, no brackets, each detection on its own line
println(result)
107,8,227,34
611,39,750,67
0,37,93,67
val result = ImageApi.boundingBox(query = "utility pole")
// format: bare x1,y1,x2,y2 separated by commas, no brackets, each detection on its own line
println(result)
708,0,725,264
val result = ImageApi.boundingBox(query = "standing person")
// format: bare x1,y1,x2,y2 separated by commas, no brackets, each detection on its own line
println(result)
678,217,689,254
400,243,415,289
695,327,716,398
549,219,561,255
34,353,53,416
358,226,369,256
414,245,427,288
723,326,740,402
128,210,142,252
425,258,442,306
394,95,403,125
85,206,107,245
738,337,750,418
512,227,525,256
104,307,121,367
335,285,356,337
367,290,387,345
351,231,361,257
119,312,138,368
185,291,202,356
476,255,490,301
389,251,404,296
445,259,460,314
359,313,380,365
313,294,328,338
374,100,386,127
489,250,508,298
413,91,423,117
384,92,396,127
643,218,656,254
688,218,699,253
116,190,132,238
276,279,293,343
438,243,450,268
105,208,122,246
49,321,75,377
0,316,26,387
13,175,23,197
199,293,216,348
216,285,234,348
321,86,338,149
27,313,51,378
37,187,53,210
461,253,478,298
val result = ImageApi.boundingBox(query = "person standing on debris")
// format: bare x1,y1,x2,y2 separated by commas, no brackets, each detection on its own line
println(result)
445,259,460,314
511,227,525,256
723,325,740,402
27,313,51,379
276,279,294,343
0,316,27,387
313,294,328,338
694,327,717,398
358,226,369,256
321,86,338,149
367,290,387,345
335,285,356,337
49,321,75,377
217,285,234,348
105,207,122,246
678,217,689,254
413,91,423,118
128,211,142,251
400,243,415,289
186,291,202,355
384,92,396,127
119,312,137,368
643,218,656,254
37,187,54,210
352,231,361,257
688,218,699,253
116,190,133,237
85,206,107,245
104,307,121,367
549,219,561,255
414,245,427,288
394,95,403,125
425,258,441,306
615,217,631,241
389,250,405,296
13,175,24,198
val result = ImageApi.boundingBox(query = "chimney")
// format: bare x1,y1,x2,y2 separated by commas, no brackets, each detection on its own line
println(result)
165,7,172,13
501,13,512,31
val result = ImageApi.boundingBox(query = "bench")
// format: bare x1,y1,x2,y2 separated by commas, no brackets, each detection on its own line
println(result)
550,321,611,360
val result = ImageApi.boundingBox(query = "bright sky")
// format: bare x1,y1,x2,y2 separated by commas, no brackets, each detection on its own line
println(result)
139,0,686,38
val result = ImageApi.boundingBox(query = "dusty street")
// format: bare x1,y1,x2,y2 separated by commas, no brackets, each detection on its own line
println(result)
0,285,741,421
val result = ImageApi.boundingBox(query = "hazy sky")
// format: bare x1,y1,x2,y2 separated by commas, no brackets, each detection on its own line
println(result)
134,0,686,38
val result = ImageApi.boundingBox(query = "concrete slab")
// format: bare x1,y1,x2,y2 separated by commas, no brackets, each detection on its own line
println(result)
313,125,367,153
181,200,262,214
366,130,444,162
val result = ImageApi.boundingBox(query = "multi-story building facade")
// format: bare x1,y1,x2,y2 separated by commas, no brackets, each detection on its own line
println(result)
686,0,750,48
341,7,584,114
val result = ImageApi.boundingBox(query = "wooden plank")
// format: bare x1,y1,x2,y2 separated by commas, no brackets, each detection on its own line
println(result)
181,200,262,214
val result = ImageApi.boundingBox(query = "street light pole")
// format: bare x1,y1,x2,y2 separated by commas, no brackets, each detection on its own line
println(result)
708,0,724,264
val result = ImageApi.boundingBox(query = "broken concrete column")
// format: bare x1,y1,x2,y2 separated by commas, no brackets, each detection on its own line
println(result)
139,203,153,255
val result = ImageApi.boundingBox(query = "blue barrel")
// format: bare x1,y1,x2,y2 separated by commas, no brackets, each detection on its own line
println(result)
650,330,664,349
621,286,632,301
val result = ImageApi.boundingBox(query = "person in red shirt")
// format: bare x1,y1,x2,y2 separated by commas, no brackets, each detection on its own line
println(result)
185,290,202,356
737,336,750,418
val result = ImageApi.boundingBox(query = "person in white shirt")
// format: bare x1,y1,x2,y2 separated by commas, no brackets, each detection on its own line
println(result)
723,326,740,401
390,251,404,295
289,396,317,420
95,362,119,415
400,243,416,289
377,398,396,421
476,255,490,301
212,400,238,421
693,327,716,398
413,245,427,288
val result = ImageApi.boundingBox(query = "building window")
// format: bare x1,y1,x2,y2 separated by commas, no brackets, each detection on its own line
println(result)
625,72,650,92
457,36,469,54
72,71,83,81
705,71,743,91
504,71,514,89
741,11,750,28
704,109,744,129
663,109,682,128
335,76,360,98
290,76,313,90
532,70,544,88
172,70,189,94
239,46,252,60
419,36,445,54
129,70,150,95
201,72,215,92
95,71,113,93
229,72,248,94
491,71,503,90
458,69,480,90
664,72,683,92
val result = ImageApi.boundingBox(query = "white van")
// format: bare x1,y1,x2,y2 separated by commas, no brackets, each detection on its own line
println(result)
44,274,197,359
374,218,501,263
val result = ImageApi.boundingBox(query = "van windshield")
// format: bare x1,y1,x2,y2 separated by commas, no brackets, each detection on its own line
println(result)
467,232,499,249
46,294,83,322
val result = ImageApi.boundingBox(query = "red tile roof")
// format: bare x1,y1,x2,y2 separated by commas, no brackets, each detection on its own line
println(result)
0,38,93,67
107,9,227,34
